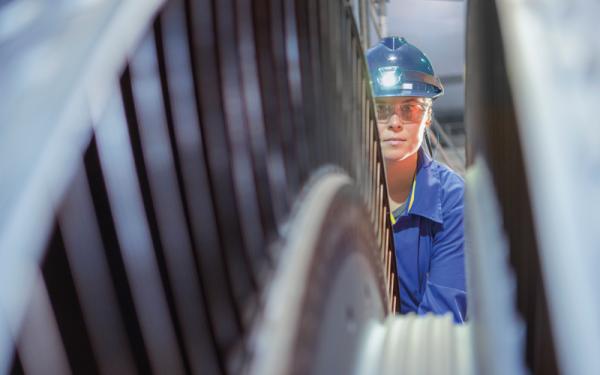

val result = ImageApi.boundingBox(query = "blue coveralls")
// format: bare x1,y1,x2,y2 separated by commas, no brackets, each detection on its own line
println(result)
391,148,467,323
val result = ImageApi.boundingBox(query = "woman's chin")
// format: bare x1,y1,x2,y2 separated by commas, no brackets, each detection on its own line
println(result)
384,151,409,162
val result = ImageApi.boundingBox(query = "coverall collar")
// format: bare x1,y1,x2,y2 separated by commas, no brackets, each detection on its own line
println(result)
407,148,443,224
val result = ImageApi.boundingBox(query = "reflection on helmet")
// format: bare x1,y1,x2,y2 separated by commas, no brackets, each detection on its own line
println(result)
366,36,444,99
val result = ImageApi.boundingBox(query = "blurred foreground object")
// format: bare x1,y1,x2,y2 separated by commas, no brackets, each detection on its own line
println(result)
0,0,401,373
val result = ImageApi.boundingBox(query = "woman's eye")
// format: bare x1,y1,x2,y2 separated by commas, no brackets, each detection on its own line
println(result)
377,106,389,119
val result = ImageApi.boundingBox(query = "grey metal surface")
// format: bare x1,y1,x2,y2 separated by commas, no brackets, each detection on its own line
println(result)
353,313,473,375
12,275,70,375
95,88,185,375
58,167,136,375
0,0,163,256
248,171,388,375
465,158,527,375
465,1,560,372
0,0,401,372
0,7,166,369
248,172,371,374
493,1,600,374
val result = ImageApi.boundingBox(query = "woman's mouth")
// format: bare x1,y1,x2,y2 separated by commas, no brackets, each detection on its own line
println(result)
384,138,406,146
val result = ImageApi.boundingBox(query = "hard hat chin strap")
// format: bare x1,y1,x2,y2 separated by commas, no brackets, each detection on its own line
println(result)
425,127,435,160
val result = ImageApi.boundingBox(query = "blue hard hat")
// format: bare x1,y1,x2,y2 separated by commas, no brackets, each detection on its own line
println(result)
366,36,443,99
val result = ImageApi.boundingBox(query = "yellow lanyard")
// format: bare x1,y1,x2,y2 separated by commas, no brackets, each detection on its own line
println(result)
389,177,417,225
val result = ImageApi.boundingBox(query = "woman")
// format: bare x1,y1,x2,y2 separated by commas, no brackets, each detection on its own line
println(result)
367,36,466,323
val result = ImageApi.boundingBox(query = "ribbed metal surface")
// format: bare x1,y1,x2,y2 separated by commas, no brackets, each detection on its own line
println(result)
465,0,559,373
0,0,398,373
491,1,600,374
464,159,526,375
354,313,473,375
248,171,388,375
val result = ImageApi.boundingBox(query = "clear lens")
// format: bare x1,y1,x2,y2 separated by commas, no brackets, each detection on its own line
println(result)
376,103,429,123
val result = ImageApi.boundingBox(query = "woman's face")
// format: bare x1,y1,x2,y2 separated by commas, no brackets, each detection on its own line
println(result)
375,96,432,162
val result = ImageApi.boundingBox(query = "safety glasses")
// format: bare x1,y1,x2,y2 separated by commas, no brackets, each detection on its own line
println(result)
375,102,430,123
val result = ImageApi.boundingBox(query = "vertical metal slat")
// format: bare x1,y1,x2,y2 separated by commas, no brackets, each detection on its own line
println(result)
58,166,136,375
94,87,185,375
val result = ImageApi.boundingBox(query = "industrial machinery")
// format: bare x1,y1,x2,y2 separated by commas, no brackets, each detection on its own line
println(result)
1,0,598,374
0,0,402,373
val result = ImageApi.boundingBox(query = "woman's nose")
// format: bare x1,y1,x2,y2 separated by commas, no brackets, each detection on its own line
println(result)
388,114,403,129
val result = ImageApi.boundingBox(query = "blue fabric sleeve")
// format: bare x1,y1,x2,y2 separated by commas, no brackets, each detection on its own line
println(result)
416,186,467,323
